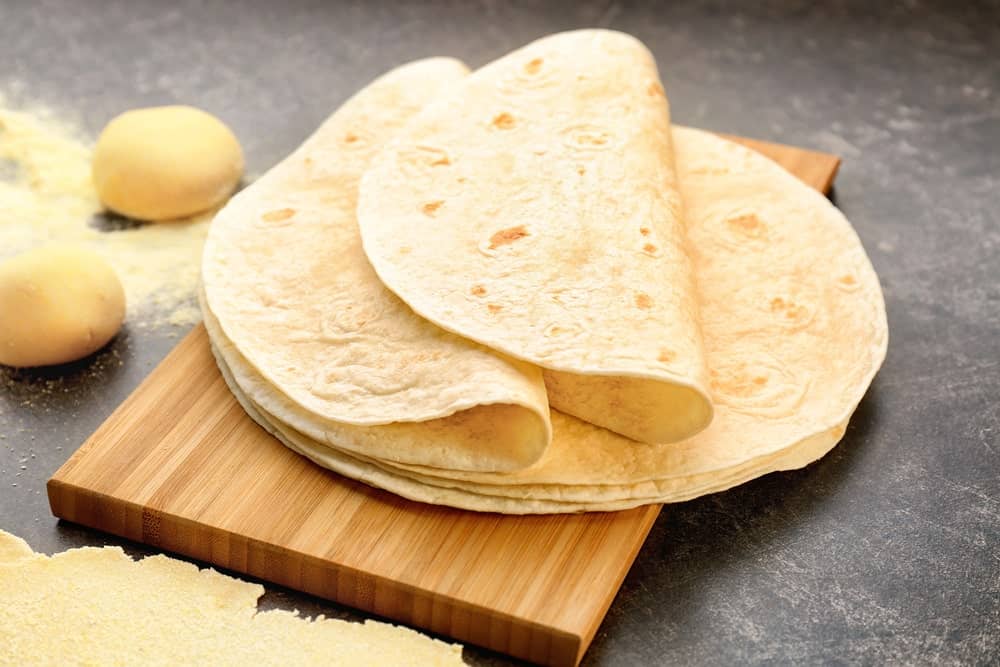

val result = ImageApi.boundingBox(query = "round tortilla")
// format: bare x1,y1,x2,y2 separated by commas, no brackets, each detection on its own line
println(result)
368,126,888,492
201,58,552,473
358,30,713,445
205,118,887,512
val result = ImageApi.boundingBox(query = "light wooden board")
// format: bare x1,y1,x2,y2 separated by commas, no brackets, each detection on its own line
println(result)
48,135,839,667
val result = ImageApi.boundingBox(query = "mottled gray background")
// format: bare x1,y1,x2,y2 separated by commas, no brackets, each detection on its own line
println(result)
1,1,998,665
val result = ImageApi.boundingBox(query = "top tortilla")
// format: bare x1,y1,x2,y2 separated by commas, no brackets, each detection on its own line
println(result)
358,30,713,444
201,58,552,473
373,126,888,491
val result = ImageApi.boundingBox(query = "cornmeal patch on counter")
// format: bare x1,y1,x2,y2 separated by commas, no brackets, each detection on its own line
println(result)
0,529,465,666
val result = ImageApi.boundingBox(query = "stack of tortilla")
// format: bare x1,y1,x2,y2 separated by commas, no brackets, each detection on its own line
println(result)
201,31,887,514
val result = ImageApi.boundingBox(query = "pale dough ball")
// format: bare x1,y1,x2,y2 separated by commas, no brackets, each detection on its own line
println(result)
92,105,244,221
0,246,126,367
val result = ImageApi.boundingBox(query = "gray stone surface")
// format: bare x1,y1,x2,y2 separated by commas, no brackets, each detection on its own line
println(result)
1,1,997,664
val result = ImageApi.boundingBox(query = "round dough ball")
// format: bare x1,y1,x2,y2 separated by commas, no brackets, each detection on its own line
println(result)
92,105,244,221
0,246,126,367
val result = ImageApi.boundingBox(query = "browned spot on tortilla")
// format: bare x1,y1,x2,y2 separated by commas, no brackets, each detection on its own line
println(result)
710,367,770,399
657,348,675,363
577,131,607,146
344,133,359,143
786,305,808,321
635,293,653,309
489,225,530,249
771,296,795,313
647,81,665,97
262,208,295,222
643,243,658,255
839,274,857,286
398,245,412,255
430,155,451,166
524,58,544,75
640,227,651,236
577,166,586,176
770,297,809,322
422,200,444,216
487,303,503,314
492,113,516,130
470,284,487,297
727,213,765,236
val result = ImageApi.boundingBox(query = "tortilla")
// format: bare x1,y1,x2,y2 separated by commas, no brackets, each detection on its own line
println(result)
358,30,712,444
207,309,849,512
201,58,552,473
0,530,465,665
206,126,886,513
374,126,887,488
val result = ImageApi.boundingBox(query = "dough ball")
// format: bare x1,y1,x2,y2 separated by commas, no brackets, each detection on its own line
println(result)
0,246,126,367
92,105,244,221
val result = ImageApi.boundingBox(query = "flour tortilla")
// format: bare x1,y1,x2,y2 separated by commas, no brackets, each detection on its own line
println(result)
201,58,552,472
366,126,888,490
358,30,712,444
0,530,464,665
208,126,885,513
206,309,849,512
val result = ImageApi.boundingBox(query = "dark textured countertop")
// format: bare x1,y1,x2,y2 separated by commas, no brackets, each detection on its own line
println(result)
2,1,998,664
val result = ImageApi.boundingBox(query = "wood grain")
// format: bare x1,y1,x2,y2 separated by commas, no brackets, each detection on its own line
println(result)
48,135,839,667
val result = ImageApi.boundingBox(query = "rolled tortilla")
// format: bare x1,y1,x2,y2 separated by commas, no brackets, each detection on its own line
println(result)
358,30,713,444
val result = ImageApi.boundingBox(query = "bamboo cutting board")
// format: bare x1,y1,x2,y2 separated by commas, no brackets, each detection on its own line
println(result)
48,135,839,667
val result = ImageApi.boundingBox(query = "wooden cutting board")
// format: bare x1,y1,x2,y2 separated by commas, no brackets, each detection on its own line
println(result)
48,135,839,667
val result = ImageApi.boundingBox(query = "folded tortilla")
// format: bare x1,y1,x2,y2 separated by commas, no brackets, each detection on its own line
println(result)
207,312,853,513
372,127,887,498
201,58,552,473
207,121,887,513
358,30,713,445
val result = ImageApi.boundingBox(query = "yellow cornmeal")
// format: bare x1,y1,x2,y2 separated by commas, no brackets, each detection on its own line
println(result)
0,100,214,328
0,529,465,666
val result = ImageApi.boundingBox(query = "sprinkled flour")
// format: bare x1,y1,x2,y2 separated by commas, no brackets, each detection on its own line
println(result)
0,98,217,328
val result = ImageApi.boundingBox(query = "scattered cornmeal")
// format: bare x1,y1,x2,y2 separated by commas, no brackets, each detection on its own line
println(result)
92,105,244,221
0,100,223,327
0,529,465,666
0,245,125,367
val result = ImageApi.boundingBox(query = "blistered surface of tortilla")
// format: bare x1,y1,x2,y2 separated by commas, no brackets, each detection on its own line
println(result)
358,30,712,444
202,291,549,473
201,58,551,472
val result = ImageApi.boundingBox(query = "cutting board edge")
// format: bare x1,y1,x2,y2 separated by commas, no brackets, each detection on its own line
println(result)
575,502,661,665
47,475,591,666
